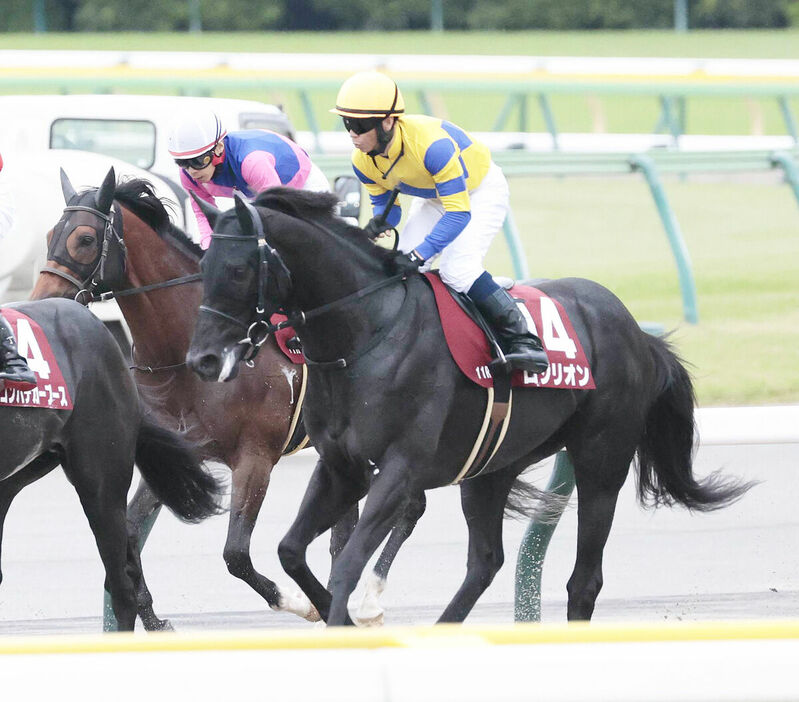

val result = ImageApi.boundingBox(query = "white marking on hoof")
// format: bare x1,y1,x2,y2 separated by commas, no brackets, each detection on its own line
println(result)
272,587,321,622
354,572,386,627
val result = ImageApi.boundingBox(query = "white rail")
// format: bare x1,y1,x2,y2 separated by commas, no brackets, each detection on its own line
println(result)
1,621,799,701
3,51,799,81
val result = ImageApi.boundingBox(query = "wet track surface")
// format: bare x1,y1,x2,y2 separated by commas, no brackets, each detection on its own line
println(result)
1,442,798,635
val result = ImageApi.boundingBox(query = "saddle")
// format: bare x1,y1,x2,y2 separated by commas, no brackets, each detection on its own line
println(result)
421,273,595,483
423,273,594,391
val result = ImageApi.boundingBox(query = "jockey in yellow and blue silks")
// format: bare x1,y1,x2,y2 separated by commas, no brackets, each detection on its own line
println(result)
331,71,548,374
0,152,37,387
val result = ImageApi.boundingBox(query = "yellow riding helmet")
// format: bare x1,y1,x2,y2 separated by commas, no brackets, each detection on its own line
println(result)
330,71,405,118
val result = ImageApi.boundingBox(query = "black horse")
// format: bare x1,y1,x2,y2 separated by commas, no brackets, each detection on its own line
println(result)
186,188,750,625
0,298,223,631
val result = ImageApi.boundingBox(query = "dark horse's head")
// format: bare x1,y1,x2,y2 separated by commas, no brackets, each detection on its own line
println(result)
186,192,305,382
186,186,386,383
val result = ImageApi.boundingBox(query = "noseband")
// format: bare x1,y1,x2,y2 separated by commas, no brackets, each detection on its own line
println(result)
199,225,292,366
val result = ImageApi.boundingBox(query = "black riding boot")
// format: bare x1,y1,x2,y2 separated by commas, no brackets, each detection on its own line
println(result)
0,315,37,386
474,288,549,374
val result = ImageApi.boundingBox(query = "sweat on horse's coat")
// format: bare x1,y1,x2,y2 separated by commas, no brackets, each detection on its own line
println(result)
187,186,752,626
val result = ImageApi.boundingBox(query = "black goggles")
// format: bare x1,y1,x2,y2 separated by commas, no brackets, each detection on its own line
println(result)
174,150,215,170
343,117,382,135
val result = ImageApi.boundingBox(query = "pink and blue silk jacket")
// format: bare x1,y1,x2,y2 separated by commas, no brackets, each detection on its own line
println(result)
182,130,312,248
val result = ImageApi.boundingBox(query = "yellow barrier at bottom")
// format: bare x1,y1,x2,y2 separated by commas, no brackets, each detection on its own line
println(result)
3,619,799,656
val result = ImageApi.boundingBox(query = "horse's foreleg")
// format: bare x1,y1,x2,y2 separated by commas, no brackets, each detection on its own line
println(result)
438,470,518,623
355,492,427,627
278,459,365,624
221,453,294,611
326,462,411,626
125,480,171,631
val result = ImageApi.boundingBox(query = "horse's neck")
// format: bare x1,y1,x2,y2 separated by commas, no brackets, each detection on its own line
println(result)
119,214,201,365
274,223,399,361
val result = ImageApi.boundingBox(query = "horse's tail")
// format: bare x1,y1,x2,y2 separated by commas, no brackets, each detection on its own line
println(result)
135,414,226,523
635,334,753,511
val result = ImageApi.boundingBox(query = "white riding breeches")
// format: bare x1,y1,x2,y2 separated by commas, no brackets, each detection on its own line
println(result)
398,161,510,293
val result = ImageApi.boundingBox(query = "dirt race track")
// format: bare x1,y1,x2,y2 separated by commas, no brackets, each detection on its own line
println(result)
1,441,798,635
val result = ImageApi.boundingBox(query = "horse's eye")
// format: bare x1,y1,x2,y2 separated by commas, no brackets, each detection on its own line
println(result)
79,234,96,247
231,266,247,282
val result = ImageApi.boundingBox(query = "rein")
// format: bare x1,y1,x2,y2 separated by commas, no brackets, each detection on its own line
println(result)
43,200,203,303
45,197,204,373
91,273,204,303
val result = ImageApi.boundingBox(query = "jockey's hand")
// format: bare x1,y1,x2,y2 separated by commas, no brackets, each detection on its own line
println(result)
363,215,393,240
385,250,424,276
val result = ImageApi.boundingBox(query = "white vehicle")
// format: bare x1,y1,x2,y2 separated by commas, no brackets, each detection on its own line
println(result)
0,148,187,354
0,94,298,239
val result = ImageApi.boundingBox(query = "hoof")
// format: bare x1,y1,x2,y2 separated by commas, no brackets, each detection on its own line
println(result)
273,588,321,622
354,611,384,627
142,617,174,632
354,573,386,627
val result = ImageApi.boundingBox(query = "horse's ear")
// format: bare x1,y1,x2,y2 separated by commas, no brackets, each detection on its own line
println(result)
60,168,77,204
95,167,116,213
234,193,257,237
191,192,221,230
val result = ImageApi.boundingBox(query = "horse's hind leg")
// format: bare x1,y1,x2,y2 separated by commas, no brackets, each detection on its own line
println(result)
355,492,427,626
61,449,137,631
125,480,172,631
438,469,519,623
565,445,633,621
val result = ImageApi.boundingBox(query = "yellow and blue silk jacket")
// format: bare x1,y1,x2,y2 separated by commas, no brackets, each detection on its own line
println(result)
351,115,492,261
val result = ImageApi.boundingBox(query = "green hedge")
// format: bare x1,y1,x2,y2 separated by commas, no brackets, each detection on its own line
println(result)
3,0,797,32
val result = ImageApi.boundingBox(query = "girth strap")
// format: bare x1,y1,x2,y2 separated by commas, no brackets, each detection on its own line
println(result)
280,363,310,456
450,369,513,484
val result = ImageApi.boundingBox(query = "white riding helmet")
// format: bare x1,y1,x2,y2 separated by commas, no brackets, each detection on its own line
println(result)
167,111,227,159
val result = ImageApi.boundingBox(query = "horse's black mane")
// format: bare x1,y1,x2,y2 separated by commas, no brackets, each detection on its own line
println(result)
111,178,204,258
253,186,395,266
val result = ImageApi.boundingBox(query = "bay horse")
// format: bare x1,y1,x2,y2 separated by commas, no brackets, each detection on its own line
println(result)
186,188,751,625
31,168,419,628
0,298,222,631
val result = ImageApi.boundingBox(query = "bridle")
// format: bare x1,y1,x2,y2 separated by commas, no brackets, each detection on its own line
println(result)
198,200,294,366
41,202,125,304
199,198,408,370
42,195,203,373
44,197,204,301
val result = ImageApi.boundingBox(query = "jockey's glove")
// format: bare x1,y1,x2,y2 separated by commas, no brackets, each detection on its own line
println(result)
385,250,424,276
363,215,394,239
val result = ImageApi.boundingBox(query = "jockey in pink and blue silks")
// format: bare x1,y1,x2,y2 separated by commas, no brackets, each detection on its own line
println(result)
168,112,330,249
0,152,37,387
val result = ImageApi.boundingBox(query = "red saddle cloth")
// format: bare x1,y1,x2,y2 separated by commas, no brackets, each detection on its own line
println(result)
425,273,595,390
0,309,74,410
